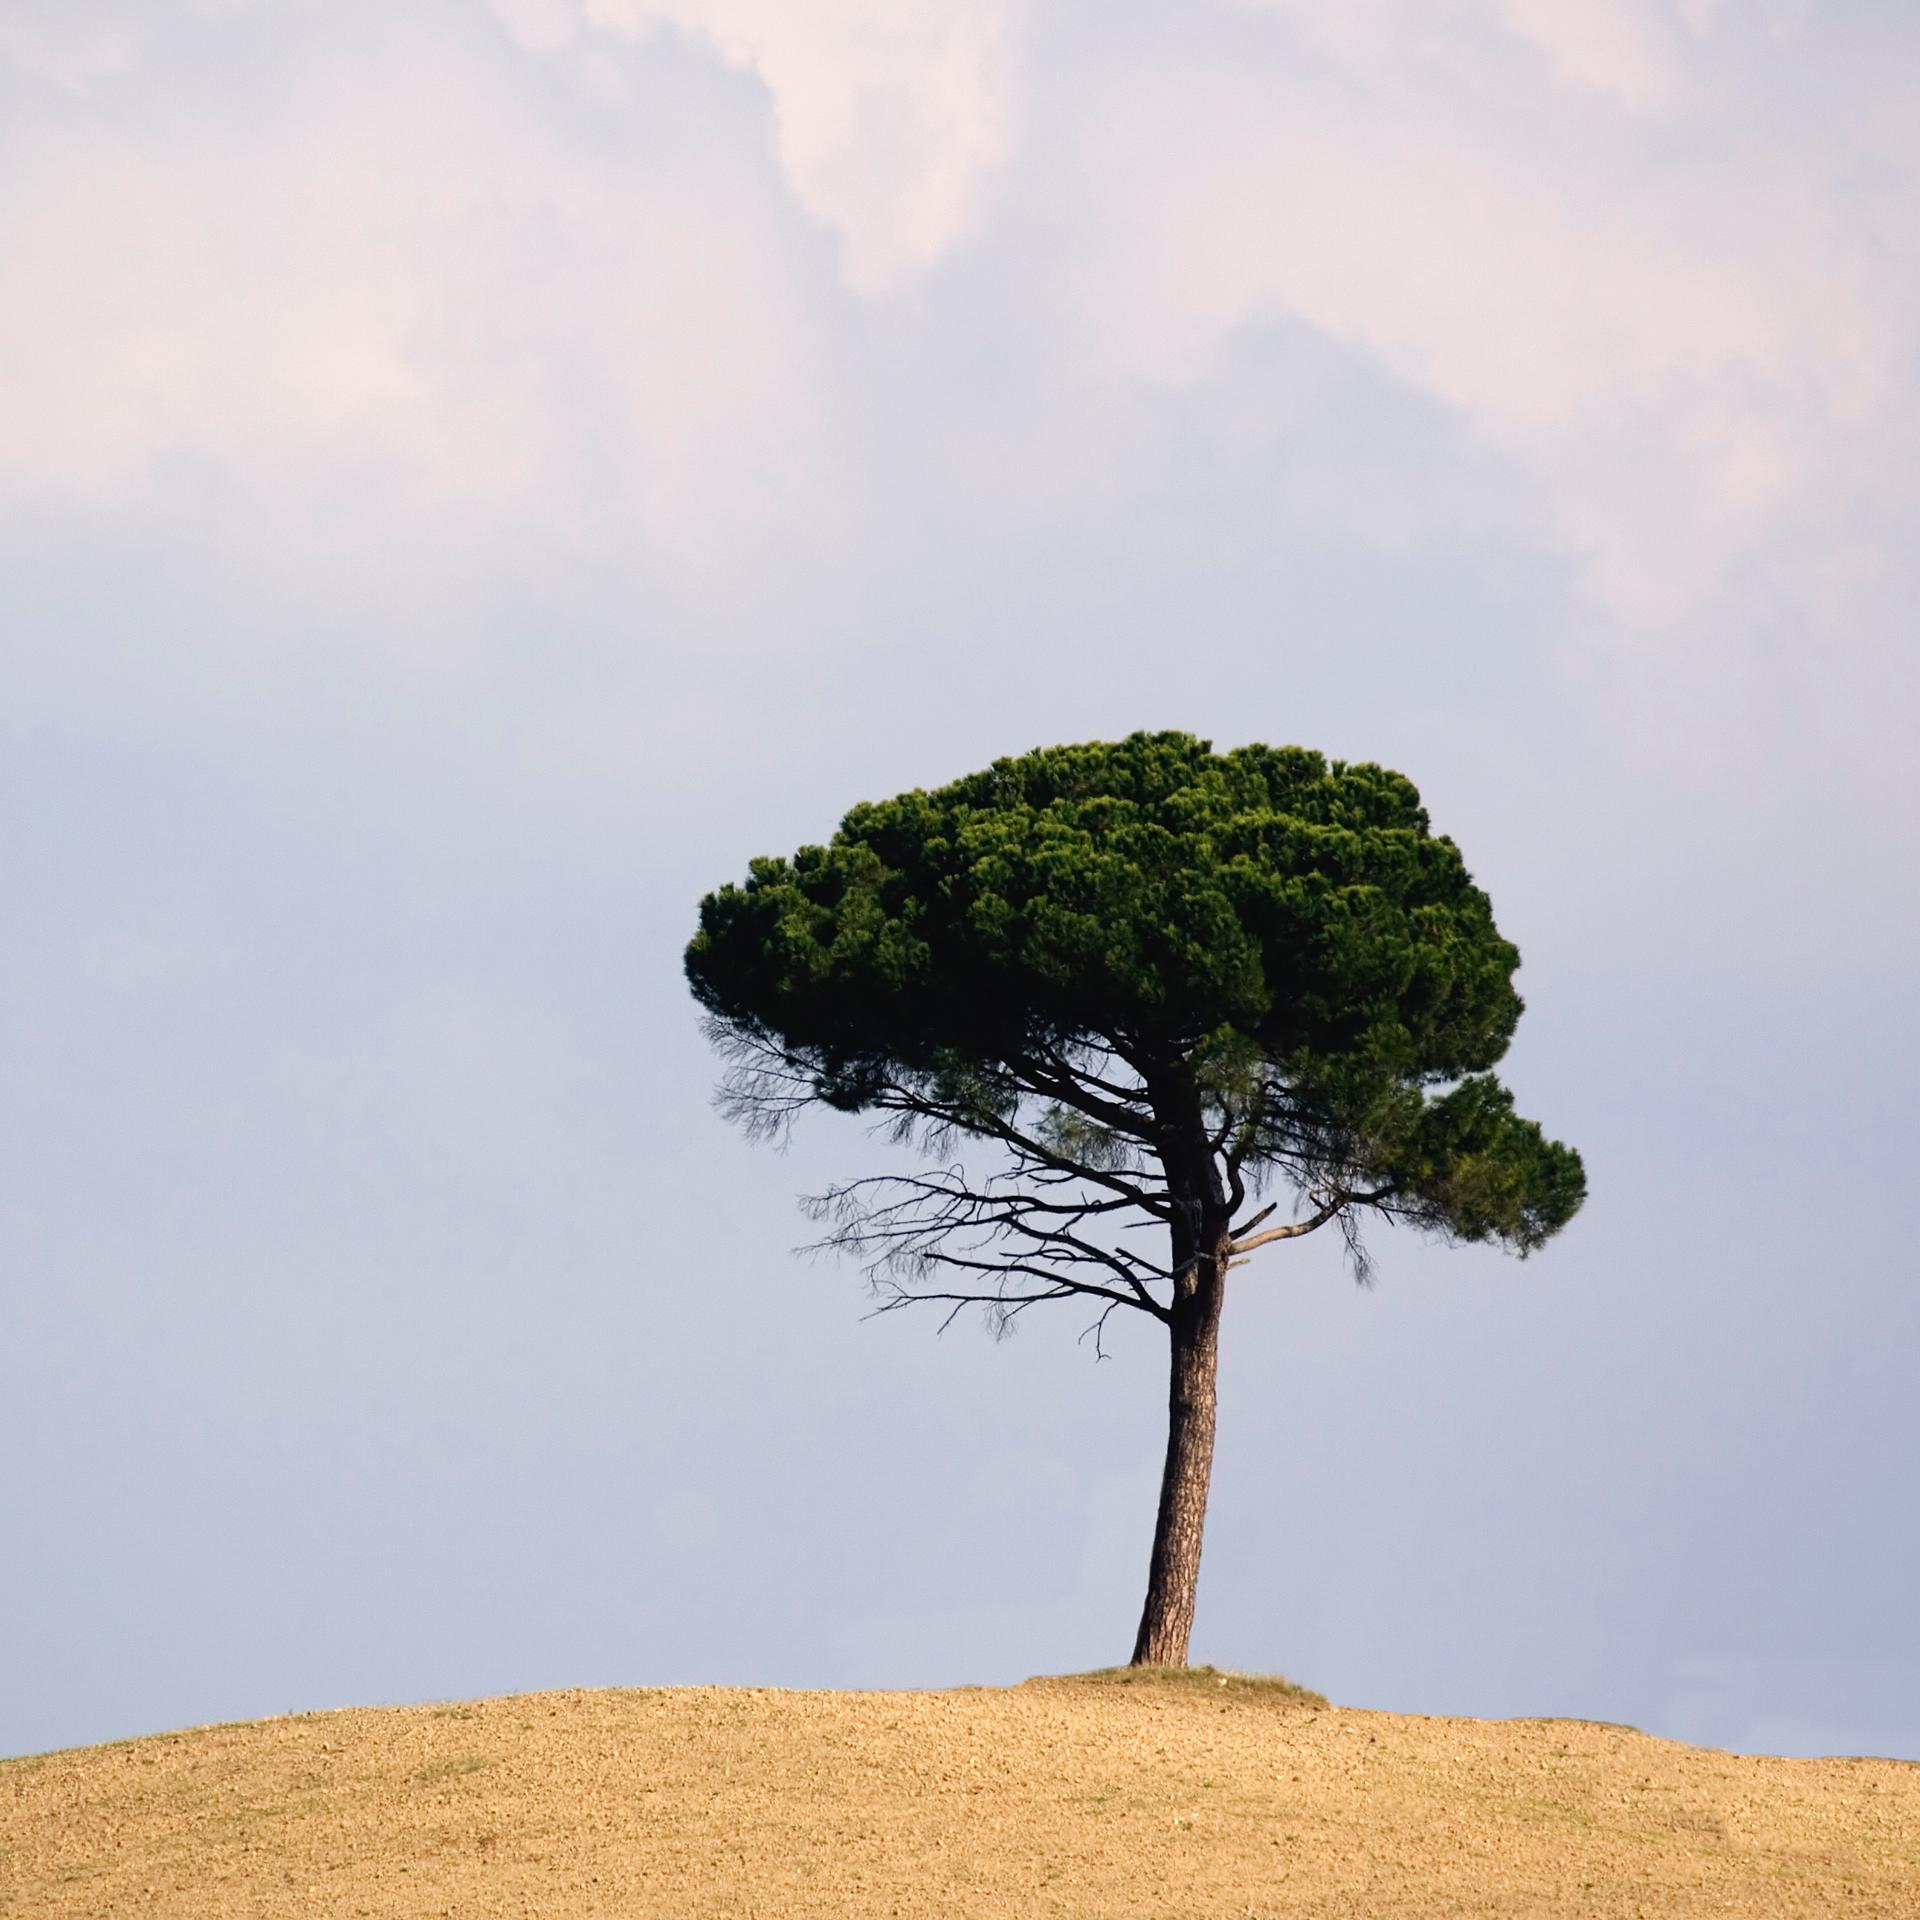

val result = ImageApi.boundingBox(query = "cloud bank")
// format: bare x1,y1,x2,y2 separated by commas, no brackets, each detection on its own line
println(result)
1,0,1914,786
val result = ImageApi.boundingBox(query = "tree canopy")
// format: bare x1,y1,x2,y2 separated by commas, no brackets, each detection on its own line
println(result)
689,731,1581,1271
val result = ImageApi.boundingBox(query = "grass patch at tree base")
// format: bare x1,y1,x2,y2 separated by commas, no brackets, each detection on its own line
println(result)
1033,1664,1328,1706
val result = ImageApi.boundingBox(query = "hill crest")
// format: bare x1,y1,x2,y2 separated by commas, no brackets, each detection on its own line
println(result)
4,1676,1915,1917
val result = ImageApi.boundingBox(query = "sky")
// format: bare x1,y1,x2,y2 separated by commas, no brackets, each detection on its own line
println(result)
3,0,1918,1763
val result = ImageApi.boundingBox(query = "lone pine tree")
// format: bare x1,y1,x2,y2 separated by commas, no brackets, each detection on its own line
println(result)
687,733,1584,1667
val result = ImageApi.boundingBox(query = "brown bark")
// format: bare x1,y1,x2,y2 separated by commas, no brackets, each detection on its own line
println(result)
1129,1218,1229,1667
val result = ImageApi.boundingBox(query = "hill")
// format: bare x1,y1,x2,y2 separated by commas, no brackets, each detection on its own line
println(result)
3,1672,1915,1916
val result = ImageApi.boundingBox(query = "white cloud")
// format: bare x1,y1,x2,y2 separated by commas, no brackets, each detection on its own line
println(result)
489,0,582,56
0,10,869,813
0,23,836,561
3,0,1913,799
580,0,1026,293
1062,18,1908,633
1496,0,1684,107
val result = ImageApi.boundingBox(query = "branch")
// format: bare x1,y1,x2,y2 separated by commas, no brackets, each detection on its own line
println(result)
1228,1187,1396,1258
1229,1200,1279,1239
810,1162,1175,1328
1078,1295,1129,1361
900,1249,1160,1317
709,1022,1187,1338
1015,1045,1159,1142
865,1083,1176,1220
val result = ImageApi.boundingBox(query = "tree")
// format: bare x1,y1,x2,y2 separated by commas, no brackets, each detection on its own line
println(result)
686,733,1584,1667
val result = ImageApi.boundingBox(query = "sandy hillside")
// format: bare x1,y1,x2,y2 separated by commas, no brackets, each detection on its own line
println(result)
3,1671,1915,1918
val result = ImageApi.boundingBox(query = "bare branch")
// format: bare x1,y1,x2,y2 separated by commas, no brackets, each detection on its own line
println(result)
808,1159,1176,1331
1228,1186,1399,1259
1229,1200,1279,1239
1078,1296,1128,1361
1013,1047,1158,1143
1228,1201,1343,1256
862,1085,1176,1220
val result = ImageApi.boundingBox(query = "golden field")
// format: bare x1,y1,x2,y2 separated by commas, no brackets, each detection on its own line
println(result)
4,1670,1915,1917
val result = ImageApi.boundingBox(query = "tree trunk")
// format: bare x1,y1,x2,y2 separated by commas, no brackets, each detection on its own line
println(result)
1129,1224,1228,1667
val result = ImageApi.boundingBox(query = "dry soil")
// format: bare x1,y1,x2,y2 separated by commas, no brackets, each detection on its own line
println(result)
3,1671,1915,1917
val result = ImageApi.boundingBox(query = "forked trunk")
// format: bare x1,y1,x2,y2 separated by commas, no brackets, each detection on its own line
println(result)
1129,1226,1228,1667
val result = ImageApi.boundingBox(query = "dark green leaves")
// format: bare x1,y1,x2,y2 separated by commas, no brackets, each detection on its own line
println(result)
689,733,1584,1256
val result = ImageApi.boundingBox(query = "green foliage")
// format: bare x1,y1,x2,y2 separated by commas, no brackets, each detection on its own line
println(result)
689,732,1582,1255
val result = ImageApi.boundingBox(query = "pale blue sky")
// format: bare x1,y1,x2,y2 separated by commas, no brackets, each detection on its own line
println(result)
4,0,1918,1762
